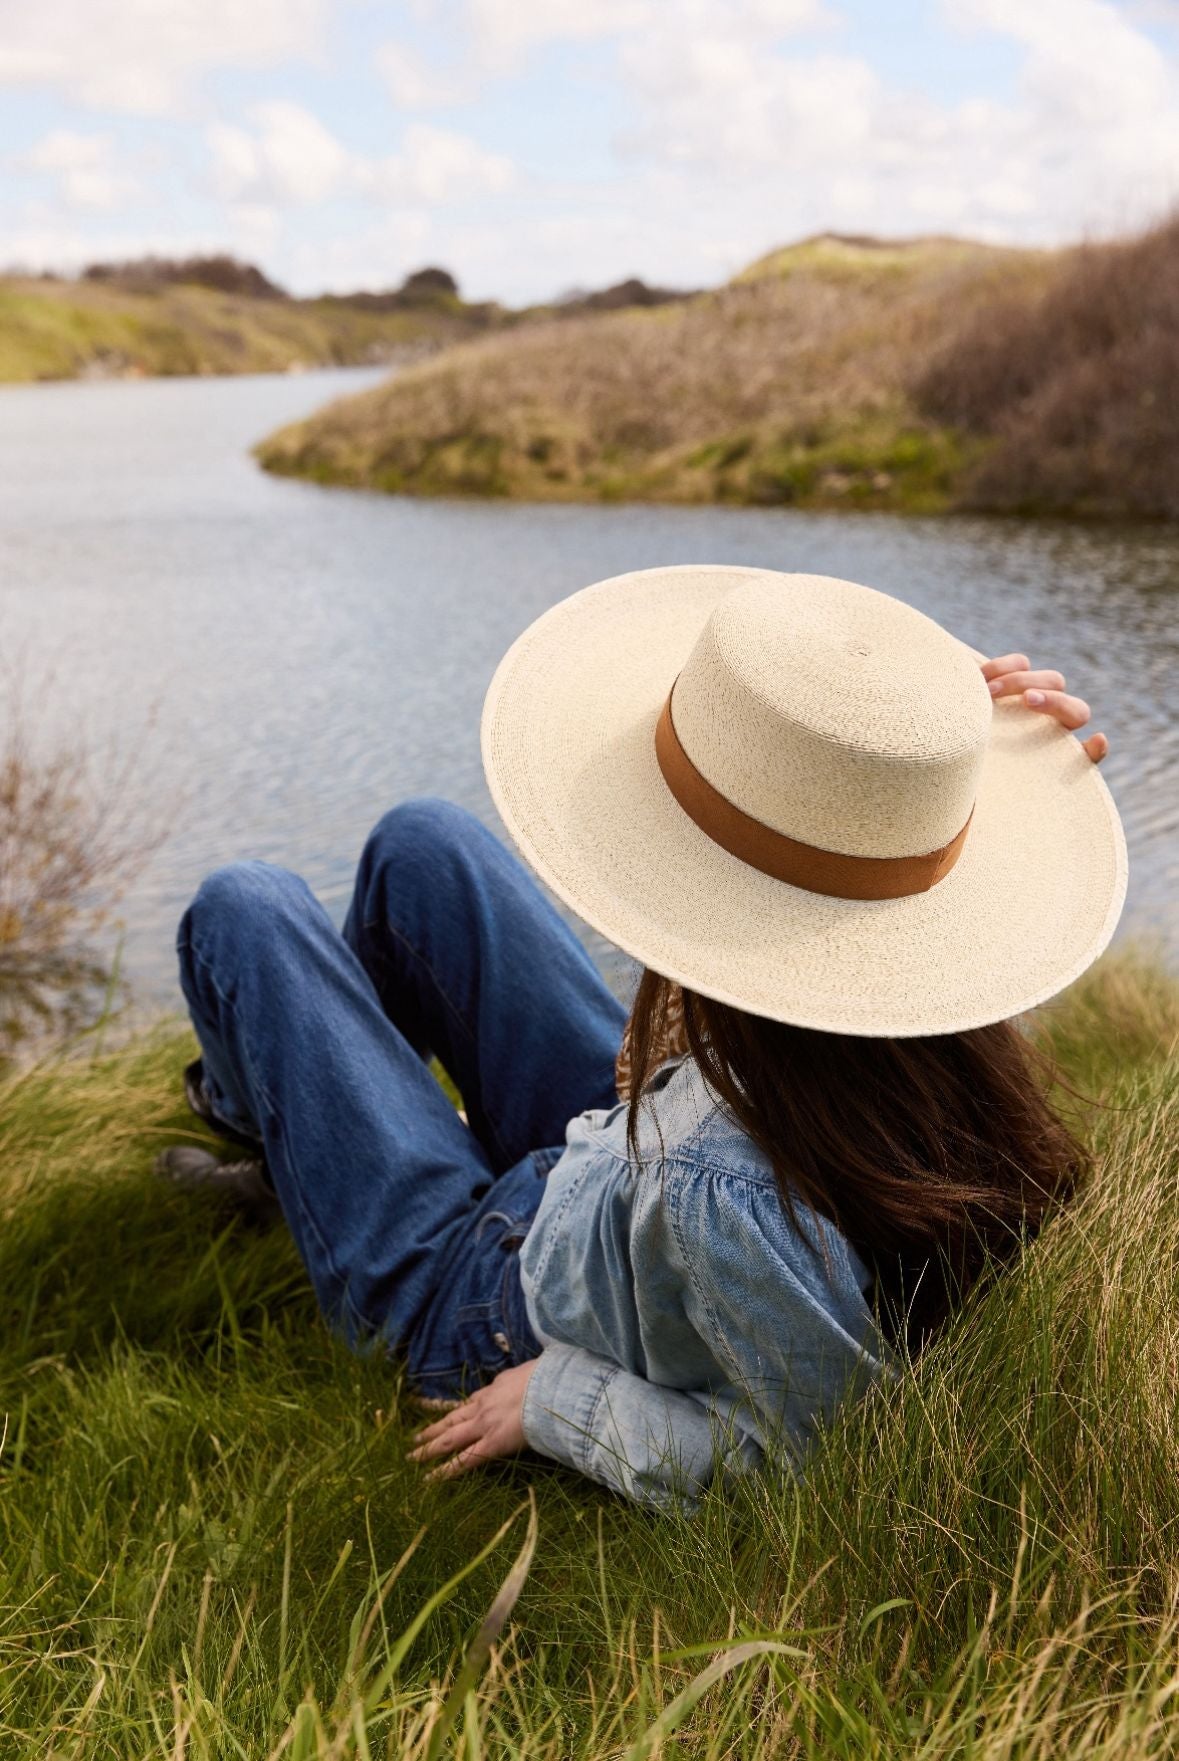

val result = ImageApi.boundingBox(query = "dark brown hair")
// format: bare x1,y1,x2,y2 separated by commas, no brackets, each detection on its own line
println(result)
625,971,1089,1350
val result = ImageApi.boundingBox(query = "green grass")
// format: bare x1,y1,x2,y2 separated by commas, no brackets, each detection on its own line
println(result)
734,232,1016,286
2,954,1179,1756
0,280,489,383
673,415,984,514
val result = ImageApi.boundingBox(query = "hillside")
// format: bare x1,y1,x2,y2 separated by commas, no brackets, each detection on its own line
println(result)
0,258,701,388
256,233,1050,511
257,222,1179,519
0,269,493,384
915,216,1179,517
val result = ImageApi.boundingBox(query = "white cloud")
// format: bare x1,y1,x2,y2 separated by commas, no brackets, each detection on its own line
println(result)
0,0,329,113
377,42,471,109
284,211,435,292
378,0,829,106
567,0,1179,253
207,124,262,199
951,0,1170,124
463,0,647,66
0,224,240,277
374,1,638,109
457,0,826,69
210,102,348,204
618,42,878,168
208,105,513,208
17,129,137,209
412,0,1179,301
941,0,1179,234
224,203,284,261
365,124,514,202
5,0,1179,303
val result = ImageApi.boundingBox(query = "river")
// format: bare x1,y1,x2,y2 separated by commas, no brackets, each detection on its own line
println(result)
0,367,1175,1015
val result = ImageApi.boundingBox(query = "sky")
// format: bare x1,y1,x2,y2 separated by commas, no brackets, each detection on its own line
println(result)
2,0,1179,304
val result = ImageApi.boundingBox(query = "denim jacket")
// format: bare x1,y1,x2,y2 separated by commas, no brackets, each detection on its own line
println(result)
518,1056,885,1508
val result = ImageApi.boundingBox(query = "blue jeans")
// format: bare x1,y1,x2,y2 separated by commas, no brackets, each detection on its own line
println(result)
177,798,628,1398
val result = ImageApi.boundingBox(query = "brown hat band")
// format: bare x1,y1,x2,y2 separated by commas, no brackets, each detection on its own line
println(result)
654,689,973,901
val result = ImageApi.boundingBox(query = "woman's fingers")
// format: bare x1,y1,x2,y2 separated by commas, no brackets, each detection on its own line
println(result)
980,653,1030,681
412,1409,464,1445
411,1411,513,1476
986,668,1066,698
1018,685,1110,762
1022,688,1092,731
980,654,1108,763
426,1442,491,1481
411,1395,484,1448
409,1412,484,1463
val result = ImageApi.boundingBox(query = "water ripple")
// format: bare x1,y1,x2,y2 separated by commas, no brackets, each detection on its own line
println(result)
1,369,1175,1005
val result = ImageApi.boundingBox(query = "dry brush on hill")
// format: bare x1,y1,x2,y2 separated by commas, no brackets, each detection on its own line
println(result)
914,216,1179,518
259,219,1179,521
255,234,1044,511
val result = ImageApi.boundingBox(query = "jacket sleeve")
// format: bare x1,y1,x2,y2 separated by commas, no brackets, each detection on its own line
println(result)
520,1341,764,1509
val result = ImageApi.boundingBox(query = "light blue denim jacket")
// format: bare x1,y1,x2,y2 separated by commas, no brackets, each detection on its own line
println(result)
518,1055,885,1508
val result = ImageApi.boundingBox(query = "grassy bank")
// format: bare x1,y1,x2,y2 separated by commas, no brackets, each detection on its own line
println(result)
2,955,1179,1755
258,220,1179,518
255,233,1044,512
0,277,488,383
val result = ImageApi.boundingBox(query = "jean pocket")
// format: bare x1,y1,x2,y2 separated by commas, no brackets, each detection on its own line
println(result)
499,1246,540,1363
452,1289,516,1383
408,1170,545,1398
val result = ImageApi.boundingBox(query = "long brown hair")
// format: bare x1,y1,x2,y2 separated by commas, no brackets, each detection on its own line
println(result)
625,971,1089,1350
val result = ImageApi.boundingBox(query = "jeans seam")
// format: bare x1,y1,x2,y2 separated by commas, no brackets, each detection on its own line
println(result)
180,933,281,1124
267,1099,376,1338
360,914,515,1169
182,931,372,1339
500,1249,537,1361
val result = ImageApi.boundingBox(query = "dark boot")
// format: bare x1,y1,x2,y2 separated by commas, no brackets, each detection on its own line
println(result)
184,1058,265,1153
155,1144,281,1222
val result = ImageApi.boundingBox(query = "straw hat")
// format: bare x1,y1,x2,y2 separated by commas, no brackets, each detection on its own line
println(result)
481,566,1127,1036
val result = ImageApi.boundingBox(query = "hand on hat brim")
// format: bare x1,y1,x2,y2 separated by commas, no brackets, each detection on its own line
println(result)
980,653,1108,765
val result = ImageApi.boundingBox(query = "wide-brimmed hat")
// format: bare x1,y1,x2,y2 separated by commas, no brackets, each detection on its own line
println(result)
481,566,1127,1036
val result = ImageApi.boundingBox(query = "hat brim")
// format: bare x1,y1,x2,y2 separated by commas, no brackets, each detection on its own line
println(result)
480,565,1127,1037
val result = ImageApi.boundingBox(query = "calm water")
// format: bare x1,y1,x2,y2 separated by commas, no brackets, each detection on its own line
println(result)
1,368,1176,1014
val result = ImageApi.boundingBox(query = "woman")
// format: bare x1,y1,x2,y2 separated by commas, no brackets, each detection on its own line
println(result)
159,567,1125,1507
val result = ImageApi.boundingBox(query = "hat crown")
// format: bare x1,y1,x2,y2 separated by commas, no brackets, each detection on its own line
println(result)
670,575,993,861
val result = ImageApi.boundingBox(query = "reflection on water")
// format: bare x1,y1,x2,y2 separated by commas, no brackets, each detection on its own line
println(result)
0,368,1175,1014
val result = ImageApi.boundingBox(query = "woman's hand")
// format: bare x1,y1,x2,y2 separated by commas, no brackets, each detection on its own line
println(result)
408,1360,537,1480
981,653,1108,764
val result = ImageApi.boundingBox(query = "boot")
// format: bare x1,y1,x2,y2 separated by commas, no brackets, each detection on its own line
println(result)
155,1144,280,1222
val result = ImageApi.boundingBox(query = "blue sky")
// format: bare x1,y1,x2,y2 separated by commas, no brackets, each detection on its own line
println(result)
3,0,1179,302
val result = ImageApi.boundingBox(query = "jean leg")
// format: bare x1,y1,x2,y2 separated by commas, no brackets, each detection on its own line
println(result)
342,799,628,1174
177,859,499,1348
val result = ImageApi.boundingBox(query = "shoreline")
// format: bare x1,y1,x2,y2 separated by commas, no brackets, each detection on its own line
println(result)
254,221,1179,525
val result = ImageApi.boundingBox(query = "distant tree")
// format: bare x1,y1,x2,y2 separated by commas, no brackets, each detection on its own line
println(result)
82,254,289,300
550,278,694,316
399,266,460,300
575,277,689,312
319,267,465,314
